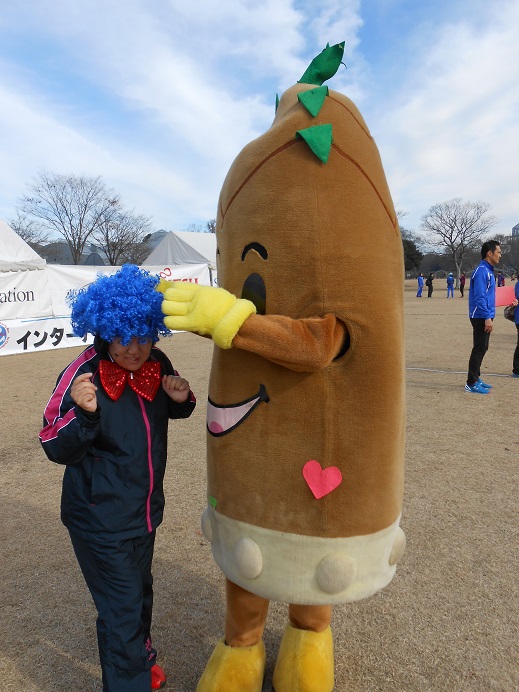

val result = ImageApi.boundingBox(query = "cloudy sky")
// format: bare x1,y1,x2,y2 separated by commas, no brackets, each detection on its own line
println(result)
0,0,517,237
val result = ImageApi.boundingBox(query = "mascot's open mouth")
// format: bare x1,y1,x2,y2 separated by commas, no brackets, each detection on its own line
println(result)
207,384,269,436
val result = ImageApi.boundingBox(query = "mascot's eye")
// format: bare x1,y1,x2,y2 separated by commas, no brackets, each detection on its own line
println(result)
241,242,268,261
241,273,266,315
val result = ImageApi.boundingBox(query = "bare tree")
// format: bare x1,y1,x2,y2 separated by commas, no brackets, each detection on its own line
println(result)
492,233,519,276
8,210,51,245
206,218,216,233
508,238,519,278
121,240,154,266
400,226,426,250
93,207,153,266
19,171,119,264
400,227,424,272
182,223,204,233
420,198,499,283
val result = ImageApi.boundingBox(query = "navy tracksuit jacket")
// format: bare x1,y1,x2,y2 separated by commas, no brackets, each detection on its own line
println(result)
39,341,196,691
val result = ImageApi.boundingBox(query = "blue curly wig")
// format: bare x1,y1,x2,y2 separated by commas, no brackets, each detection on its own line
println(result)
68,264,170,345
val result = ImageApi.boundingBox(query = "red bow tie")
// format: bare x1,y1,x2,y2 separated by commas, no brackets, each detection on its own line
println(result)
99,360,162,402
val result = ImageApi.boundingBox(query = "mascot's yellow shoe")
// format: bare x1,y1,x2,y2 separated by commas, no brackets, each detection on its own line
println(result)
196,638,266,692
272,625,334,692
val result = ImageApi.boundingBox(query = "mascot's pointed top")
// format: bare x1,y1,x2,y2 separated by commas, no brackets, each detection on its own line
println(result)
298,42,345,86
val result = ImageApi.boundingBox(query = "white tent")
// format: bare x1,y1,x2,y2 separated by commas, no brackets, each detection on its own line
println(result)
0,218,46,272
143,231,217,286
175,231,216,267
143,231,216,268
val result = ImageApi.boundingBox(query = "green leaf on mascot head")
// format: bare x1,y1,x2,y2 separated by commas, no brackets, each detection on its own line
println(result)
296,123,333,163
298,86,329,117
275,93,279,113
298,42,346,86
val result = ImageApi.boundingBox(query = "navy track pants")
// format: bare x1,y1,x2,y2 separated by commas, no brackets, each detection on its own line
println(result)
69,529,157,692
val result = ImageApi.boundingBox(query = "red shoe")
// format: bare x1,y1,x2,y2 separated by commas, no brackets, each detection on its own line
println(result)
151,663,167,689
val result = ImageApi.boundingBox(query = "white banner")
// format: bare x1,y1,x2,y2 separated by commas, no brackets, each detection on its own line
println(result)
0,268,52,320
0,263,210,356
45,264,210,316
0,316,93,355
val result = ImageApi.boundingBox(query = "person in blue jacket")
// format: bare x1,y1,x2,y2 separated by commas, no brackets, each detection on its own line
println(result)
416,273,424,297
446,273,455,298
39,265,196,691
465,240,501,394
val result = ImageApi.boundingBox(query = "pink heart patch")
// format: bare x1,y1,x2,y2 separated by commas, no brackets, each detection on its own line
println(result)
303,460,343,499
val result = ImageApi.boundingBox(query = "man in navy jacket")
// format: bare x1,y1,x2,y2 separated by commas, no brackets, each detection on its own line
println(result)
465,240,501,393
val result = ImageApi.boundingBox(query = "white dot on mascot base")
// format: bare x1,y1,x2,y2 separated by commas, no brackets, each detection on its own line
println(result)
201,507,213,542
234,538,263,579
317,554,357,594
389,527,406,566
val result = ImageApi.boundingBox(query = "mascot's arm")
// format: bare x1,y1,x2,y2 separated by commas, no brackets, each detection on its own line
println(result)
233,313,348,372
160,281,348,371
160,281,256,349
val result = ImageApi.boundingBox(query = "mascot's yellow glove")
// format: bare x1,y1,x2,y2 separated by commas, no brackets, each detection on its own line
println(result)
160,282,256,349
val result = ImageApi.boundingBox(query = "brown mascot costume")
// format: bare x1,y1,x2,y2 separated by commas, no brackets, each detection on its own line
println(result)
161,42,406,691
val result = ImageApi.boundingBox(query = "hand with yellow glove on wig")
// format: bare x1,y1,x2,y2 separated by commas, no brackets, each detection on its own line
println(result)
160,281,256,349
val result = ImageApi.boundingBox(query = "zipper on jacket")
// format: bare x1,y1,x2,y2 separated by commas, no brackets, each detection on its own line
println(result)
137,395,154,533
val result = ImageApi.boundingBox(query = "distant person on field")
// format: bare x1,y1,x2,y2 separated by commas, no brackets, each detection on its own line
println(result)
497,272,505,287
459,272,466,298
446,273,455,298
465,240,501,394
425,273,434,298
416,273,424,298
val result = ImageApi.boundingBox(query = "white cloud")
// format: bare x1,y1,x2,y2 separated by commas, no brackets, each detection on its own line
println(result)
0,80,212,228
375,1,519,232
0,0,367,229
0,0,517,236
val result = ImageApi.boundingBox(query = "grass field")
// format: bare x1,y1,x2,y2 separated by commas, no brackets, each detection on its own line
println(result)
0,280,517,691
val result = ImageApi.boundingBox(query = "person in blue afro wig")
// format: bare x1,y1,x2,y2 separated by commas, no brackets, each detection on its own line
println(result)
40,261,196,691
68,264,170,344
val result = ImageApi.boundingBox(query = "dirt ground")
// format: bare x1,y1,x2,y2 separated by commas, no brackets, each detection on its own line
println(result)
0,280,517,691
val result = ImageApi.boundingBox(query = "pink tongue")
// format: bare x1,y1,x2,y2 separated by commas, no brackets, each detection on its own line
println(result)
208,422,224,434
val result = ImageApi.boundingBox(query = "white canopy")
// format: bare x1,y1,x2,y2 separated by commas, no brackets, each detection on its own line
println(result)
143,231,216,268
0,218,46,272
